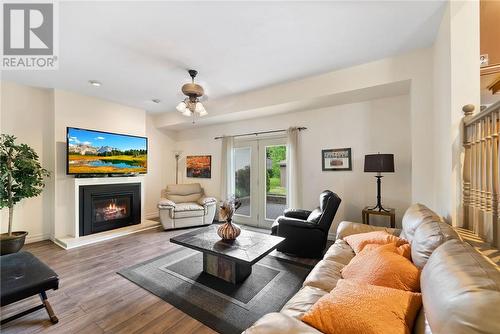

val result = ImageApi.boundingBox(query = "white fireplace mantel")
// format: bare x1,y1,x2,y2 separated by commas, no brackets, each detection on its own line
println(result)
54,176,159,249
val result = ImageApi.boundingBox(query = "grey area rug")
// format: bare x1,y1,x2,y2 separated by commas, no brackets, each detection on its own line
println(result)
118,247,313,334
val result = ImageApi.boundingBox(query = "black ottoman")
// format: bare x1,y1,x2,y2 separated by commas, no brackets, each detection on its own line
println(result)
1,251,59,325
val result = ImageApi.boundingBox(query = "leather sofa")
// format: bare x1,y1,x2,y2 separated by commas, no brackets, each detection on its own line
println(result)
244,203,500,334
158,183,216,230
271,190,341,258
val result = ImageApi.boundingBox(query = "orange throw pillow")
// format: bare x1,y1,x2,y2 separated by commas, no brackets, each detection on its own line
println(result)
341,243,421,292
363,243,412,260
343,230,408,254
302,279,422,334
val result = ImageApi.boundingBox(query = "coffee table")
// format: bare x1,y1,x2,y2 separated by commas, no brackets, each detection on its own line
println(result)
170,225,285,284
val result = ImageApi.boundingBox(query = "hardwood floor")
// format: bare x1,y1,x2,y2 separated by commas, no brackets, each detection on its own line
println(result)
0,227,218,334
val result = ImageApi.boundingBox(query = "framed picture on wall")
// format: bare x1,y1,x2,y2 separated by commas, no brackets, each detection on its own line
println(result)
186,155,212,178
322,148,352,171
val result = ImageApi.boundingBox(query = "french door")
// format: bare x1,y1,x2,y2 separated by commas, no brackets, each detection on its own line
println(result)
232,137,287,229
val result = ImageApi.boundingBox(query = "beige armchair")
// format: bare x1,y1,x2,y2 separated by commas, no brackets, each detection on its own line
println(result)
158,183,217,230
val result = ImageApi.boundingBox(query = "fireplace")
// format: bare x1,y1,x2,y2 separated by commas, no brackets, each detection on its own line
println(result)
79,183,141,236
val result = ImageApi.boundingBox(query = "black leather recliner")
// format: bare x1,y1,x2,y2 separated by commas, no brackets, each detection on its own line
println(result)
271,190,341,258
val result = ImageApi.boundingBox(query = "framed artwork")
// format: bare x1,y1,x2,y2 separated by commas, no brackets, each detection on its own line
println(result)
322,148,352,171
186,155,212,178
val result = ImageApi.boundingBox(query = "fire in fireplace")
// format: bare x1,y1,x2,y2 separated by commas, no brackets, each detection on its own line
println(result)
79,183,141,236
94,198,130,222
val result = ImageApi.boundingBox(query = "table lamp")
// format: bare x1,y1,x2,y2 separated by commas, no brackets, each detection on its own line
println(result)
364,153,394,212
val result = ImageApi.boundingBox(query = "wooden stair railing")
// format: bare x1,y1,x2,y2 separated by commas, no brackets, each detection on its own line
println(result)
463,101,500,248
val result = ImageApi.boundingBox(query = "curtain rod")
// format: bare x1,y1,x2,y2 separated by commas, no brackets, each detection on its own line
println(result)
214,127,307,140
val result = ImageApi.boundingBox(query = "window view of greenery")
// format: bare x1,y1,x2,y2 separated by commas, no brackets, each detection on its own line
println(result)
266,146,286,196
235,165,250,198
233,145,287,220
234,147,251,216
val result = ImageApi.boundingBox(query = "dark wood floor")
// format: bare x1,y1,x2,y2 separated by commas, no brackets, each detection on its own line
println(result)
1,227,219,334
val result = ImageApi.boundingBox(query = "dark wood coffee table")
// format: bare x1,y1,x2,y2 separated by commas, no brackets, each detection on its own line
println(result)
170,225,284,284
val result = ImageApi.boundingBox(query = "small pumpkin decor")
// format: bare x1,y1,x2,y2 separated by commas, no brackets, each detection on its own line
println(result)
217,197,242,241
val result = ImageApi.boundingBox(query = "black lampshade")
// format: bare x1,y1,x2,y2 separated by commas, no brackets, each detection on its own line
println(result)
364,154,395,173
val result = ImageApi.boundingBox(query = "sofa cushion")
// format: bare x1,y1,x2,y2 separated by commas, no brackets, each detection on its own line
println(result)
167,193,202,203
322,239,355,266
306,208,322,223
198,196,217,205
243,312,321,334
413,308,433,334
341,243,421,292
165,183,203,203
336,221,400,240
343,230,408,254
281,286,328,319
158,198,176,208
301,279,422,334
400,203,442,242
165,183,202,195
411,221,461,269
303,260,344,292
173,203,204,212
421,239,500,334
171,202,205,218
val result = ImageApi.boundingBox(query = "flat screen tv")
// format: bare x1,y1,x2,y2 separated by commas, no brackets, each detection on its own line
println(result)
67,127,147,175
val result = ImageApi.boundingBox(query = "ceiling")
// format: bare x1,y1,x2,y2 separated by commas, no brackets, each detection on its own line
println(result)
3,1,445,114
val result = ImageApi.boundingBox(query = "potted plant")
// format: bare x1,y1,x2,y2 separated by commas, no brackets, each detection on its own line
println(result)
0,134,50,255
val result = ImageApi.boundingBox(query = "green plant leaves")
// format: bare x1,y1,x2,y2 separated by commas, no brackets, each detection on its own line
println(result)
0,134,50,209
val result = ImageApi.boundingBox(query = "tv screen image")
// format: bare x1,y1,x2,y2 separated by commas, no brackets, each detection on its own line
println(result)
67,127,147,175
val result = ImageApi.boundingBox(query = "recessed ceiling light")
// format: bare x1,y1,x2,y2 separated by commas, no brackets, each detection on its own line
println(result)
152,99,161,104
88,80,101,87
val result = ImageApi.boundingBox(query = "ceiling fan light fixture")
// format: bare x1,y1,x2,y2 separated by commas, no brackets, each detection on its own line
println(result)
176,102,187,112
195,102,205,113
176,70,207,123
89,80,101,87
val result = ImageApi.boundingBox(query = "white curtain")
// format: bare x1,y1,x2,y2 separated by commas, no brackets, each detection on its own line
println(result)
287,127,300,209
220,136,234,201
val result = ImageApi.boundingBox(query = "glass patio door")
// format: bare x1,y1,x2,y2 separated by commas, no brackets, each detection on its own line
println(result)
233,137,287,229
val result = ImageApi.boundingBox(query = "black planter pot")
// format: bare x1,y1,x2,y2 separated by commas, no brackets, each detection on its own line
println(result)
0,231,28,255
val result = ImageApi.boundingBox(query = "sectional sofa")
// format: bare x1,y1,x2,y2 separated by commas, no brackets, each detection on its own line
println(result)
244,203,500,334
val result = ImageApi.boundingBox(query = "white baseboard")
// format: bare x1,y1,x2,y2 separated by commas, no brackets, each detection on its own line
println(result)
145,211,159,219
54,219,160,249
25,233,51,244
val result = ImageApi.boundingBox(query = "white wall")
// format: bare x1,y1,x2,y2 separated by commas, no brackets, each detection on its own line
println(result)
157,49,434,213
1,84,175,241
53,90,148,238
433,3,452,221
144,114,176,217
176,95,412,232
0,82,55,242
432,0,480,225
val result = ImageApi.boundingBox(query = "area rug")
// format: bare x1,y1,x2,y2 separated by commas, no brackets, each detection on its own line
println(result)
118,247,313,334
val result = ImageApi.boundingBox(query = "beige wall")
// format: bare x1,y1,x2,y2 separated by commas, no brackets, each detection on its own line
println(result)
0,82,55,242
432,0,480,226
175,95,412,233
157,49,435,212
53,90,147,237
0,84,175,240
145,114,176,217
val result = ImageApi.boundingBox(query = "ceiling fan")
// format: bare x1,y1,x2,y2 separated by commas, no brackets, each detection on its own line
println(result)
176,69,207,123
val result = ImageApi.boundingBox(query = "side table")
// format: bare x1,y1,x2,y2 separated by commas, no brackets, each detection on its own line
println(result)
362,206,395,228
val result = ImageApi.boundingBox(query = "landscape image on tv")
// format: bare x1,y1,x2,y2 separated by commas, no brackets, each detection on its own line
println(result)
67,128,147,174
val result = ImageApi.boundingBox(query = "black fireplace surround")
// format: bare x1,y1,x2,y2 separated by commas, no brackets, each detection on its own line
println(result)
79,183,141,236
